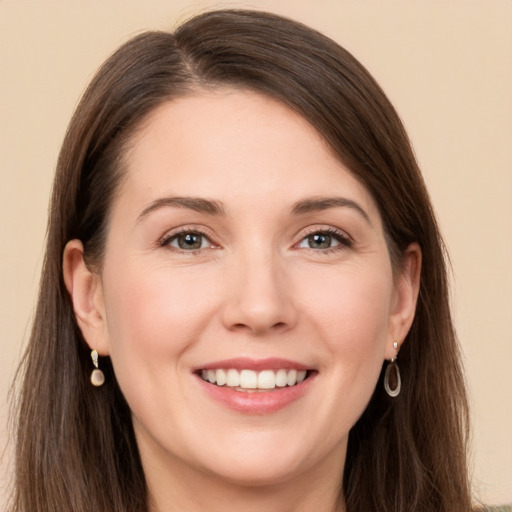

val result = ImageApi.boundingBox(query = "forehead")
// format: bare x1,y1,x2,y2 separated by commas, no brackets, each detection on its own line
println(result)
119,89,378,218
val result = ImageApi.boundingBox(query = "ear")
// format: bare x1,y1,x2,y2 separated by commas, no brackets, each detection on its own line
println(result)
62,239,110,355
385,242,422,359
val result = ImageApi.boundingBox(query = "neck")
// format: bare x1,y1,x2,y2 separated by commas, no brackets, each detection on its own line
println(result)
140,438,347,512
147,464,345,512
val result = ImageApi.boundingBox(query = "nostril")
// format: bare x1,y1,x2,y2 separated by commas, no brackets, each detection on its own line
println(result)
221,288,298,334
229,320,289,335
231,323,250,331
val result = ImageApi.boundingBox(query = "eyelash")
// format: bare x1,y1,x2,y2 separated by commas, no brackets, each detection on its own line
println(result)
159,226,217,254
296,227,353,253
159,226,353,254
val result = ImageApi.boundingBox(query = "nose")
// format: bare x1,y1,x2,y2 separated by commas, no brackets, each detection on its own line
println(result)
221,249,298,336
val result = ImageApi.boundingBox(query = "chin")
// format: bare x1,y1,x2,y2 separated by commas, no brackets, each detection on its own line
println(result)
202,456,307,488
191,430,341,489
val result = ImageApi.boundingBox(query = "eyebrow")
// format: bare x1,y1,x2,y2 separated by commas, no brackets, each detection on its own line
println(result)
137,196,226,222
137,195,370,225
291,197,371,225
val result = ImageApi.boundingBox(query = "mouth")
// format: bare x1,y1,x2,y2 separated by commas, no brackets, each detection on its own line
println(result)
198,368,311,392
194,357,316,413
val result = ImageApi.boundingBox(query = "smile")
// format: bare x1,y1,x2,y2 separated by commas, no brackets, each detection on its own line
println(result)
200,368,308,391
195,358,315,413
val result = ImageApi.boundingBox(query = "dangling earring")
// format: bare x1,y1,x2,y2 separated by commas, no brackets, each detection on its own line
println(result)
90,349,105,387
384,341,401,397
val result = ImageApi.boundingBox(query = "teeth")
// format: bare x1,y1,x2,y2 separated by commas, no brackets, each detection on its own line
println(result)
286,369,297,386
258,370,276,389
240,370,258,389
275,369,288,387
200,368,309,389
226,369,240,387
216,368,227,386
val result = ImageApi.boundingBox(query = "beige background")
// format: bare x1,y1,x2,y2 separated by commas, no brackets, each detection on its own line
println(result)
1,0,511,507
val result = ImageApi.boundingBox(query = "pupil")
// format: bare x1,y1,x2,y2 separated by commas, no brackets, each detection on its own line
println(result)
179,233,201,249
309,233,331,249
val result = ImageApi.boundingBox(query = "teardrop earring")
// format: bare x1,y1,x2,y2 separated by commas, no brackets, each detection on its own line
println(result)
90,349,105,387
384,341,401,397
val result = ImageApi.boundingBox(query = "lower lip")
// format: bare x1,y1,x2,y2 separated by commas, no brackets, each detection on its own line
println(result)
195,373,315,414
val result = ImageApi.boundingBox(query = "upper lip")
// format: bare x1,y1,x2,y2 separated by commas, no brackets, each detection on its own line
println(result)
194,357,312,372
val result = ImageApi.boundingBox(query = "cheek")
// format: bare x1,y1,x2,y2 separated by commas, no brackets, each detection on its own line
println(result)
100,261,225,434
101,261,219,375
297,262,393,394
302,264,392,343
279,263,394,452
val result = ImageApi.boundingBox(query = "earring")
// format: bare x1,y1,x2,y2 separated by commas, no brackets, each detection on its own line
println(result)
90,349,105,387
384,341,401,397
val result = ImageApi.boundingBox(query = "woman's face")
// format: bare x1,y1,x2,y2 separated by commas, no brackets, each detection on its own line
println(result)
70,89,419,491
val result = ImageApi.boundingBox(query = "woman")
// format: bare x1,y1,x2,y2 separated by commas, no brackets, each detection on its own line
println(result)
10,9,473,512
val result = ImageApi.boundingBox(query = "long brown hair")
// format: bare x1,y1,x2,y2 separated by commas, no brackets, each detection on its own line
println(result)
10,9,472,511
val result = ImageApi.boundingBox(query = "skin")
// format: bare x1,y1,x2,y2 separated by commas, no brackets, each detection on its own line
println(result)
64,89,421,512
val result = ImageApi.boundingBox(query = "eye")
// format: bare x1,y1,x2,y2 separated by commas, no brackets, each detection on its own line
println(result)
162,231,212,251
297,229,352,251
